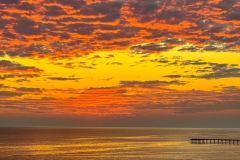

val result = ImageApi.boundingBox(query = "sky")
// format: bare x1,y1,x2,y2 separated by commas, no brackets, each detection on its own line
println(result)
0,0,240,127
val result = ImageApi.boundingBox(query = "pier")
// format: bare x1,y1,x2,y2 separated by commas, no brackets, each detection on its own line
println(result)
190,138,240,145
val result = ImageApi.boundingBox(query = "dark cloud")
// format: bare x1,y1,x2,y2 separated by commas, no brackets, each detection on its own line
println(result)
56,0,85,9
226,7,240,20
143,30,169,39
68,23,96,35
120,80,185,88
161,59,240,79
202,44,224,52
150,58,170,63
222,86,240,92
0,0,240,58
2,31,16,39
127,0,164,16
181,61,240,79
0,74,39,80
0,0,19,4
1,50,33,58
13,18,41,35
79,65,96,69
111,41,130,47
130,43,172,54
199,67,240,79
101,77,113,81
215,0,236,10
141,2,160,15
51,61,97,69
156,10,184,24
130,38,185,54
0,60,43,72
18,2,35,10
45,5,67,16
181,60,208,66
0,18,8,29
60,33,71,39
196,69,209,73
163,75,182,78
210,35,239,43
95,30,136,41
0,84,9,88
47,77,81,81
80,1,123,16
107,62,123,65
26,44,53,55
162,37,185,44
15,87,42,93
105,54,114,58
41,97,57,100
14,79,31,83
178,45,199,52
0,91,23,97
98,25,119,31
99,12,121,22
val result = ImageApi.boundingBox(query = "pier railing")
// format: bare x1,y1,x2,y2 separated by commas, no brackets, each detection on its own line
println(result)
190,138,240,145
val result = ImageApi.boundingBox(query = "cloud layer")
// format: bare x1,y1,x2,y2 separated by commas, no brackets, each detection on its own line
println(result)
0,0,240,59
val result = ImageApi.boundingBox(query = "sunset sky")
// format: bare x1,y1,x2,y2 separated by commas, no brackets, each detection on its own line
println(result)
0,0,240,127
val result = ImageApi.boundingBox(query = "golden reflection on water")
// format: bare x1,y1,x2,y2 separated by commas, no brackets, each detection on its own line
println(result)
11,140,182,155
151,141,184,146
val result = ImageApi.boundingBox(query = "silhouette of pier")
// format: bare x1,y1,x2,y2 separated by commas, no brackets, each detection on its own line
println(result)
190,138,240,145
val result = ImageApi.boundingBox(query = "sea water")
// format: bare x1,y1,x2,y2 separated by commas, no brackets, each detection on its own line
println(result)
0,127,239,160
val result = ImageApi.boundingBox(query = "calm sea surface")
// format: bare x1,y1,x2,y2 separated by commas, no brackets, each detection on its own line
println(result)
0,127,239,160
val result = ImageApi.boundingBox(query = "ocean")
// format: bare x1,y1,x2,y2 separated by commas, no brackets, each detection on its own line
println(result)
0,127,239,160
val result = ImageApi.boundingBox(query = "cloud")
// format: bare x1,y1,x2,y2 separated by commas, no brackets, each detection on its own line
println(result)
79,1,123,16
107,62,123,65
14,79,31,83
45,5,67,17
183,61,240,79
18,2,35,10
0,79,240,116
56,0,86,9
47,77,82,81
15,87,42,93
0,84,9,88
163,75,182,78
0,0,19,4
160,59,240,79
199,66,240,79
120,80,185,88
226,7,240,20
181,60,208,66
0,18,8,29
0,74,40,80
130,38,185,54
0,60,43,73
0,91,23,97
150,57,170,63
130,43,172,54
13,17,41,35
0,0,239,58
50,61,97,69
178,45,200,52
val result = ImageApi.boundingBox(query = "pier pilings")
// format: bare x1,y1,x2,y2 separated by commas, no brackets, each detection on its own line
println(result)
190,138,240,145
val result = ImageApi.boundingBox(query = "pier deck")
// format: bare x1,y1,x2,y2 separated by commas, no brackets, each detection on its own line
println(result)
190,138,240,144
